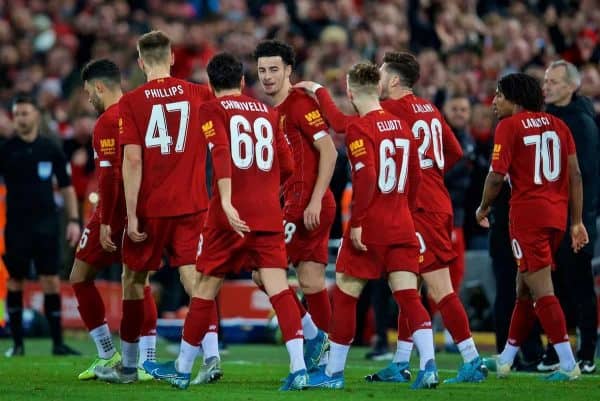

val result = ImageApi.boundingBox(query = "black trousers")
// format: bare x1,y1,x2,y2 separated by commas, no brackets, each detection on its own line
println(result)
491,249,544,363
550,246,598,361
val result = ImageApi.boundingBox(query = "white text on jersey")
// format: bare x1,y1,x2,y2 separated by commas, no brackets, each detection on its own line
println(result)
521,116,551,129
411,103,435,113
221,100,268,113
377,119,403,132
144,85,184,99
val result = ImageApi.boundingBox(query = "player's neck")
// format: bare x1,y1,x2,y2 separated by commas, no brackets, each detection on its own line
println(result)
103,92,122,110
388,87,412,100
145,68,171,82
354,99,382,117
271,81,292,107
214,88,242,98
17,129,38,143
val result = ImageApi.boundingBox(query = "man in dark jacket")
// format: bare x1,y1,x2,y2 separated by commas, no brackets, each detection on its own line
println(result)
541,59,599,374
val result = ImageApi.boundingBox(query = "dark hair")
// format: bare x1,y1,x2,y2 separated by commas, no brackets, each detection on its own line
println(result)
382,52,420,87
348,63,380,87
206,52,244,91
81,58,121,87
497,73,544,111
253,40,295,68
12,92,38,110
137,30,171,65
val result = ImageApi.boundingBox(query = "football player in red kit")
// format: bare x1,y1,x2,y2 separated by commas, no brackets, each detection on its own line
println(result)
254,40,337,370
306,63,438,390
143,53,308,391
477,73,587,381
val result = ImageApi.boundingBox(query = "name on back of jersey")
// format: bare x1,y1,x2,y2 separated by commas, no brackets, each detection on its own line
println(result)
144,84,184,99
521,116,551,129
220,99,268,113
411,103,435,113
376,119,403,132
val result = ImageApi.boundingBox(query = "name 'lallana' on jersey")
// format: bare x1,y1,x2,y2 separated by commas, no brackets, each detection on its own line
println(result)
411,103,435,113
521,116,551,129
144,85,185,99
220,99,269,113
377,119,403,132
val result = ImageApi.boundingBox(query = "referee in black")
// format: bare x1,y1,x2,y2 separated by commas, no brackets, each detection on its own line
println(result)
0,93,81,357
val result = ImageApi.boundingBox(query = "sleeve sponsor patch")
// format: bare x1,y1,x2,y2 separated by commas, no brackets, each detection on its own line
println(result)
202,120,216,139
304,109,325,127
348,138,367,157
492,144,501,160
100,138,116,155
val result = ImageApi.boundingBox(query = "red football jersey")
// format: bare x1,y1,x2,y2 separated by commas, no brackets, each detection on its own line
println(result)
381,95,462,214
345,109,421,245
277,89,336,218
119,77,213,218
92,103,125,225
490,111,576,230
200,94,294,232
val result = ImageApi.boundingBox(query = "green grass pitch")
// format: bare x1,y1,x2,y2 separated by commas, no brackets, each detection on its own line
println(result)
1,335,599,401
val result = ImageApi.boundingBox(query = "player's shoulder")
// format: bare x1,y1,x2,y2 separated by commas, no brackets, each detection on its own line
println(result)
287,88,319,108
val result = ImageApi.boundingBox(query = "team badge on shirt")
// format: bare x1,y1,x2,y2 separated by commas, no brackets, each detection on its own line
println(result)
348,138,367,157
37,161,53,180
492,144,501,160
202,120,216,139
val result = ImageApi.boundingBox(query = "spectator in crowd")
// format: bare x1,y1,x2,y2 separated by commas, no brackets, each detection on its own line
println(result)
540,60,599,374
0,93,81,357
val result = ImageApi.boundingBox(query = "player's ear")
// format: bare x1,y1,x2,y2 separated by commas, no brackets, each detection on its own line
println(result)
94,80,104,94
240,75,246,91
137,57,144,73
284,64,292,79
170,52,175,67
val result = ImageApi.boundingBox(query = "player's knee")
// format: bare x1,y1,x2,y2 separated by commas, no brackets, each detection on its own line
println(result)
251,271,263,288
39,275,60,293
297,262,325,293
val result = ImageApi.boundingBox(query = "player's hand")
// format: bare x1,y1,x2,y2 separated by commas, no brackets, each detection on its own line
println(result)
127,216,148,242
350,226,367,251
570,222,589,253
222,202,250,237
475,205,490,228
303,200,321,231
66,221,81,247
100,224,117,252
293,81,323,94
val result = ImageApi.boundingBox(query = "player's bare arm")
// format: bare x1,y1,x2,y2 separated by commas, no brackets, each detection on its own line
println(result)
60,186,81,247
217,177,249,237
294,82,349,132
304,136,337,231
476,171,505,228
567,154,589,252
123,144,147,242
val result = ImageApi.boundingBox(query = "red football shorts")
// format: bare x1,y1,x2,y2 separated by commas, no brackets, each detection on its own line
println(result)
284,206,335,266
413,211,457,274
336,238,419,280
75,211,125,268
197,228,288,277
509,224,564,273
122,211,206,271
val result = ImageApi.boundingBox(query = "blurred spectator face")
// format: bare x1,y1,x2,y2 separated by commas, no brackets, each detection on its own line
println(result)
580,64,600,98
12,103,39,136
444,97,471,131
0,109,13,139
543,65,576,106
257,56,291,97
492,88,513,119
83,80,105,114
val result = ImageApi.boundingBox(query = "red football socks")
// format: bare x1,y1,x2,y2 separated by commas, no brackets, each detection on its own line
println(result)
507,298,536,346
535,295,569,345
270,289,304,342
73,281,106,331
140,286,157,336
182,297,215,346
437,292,471,343
392,289,432,332
120,299,144,343
305,289,331,332
329,286,358,345
397,315,412,342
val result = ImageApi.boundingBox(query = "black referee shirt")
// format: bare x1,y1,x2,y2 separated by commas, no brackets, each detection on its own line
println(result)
0,134,71,218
